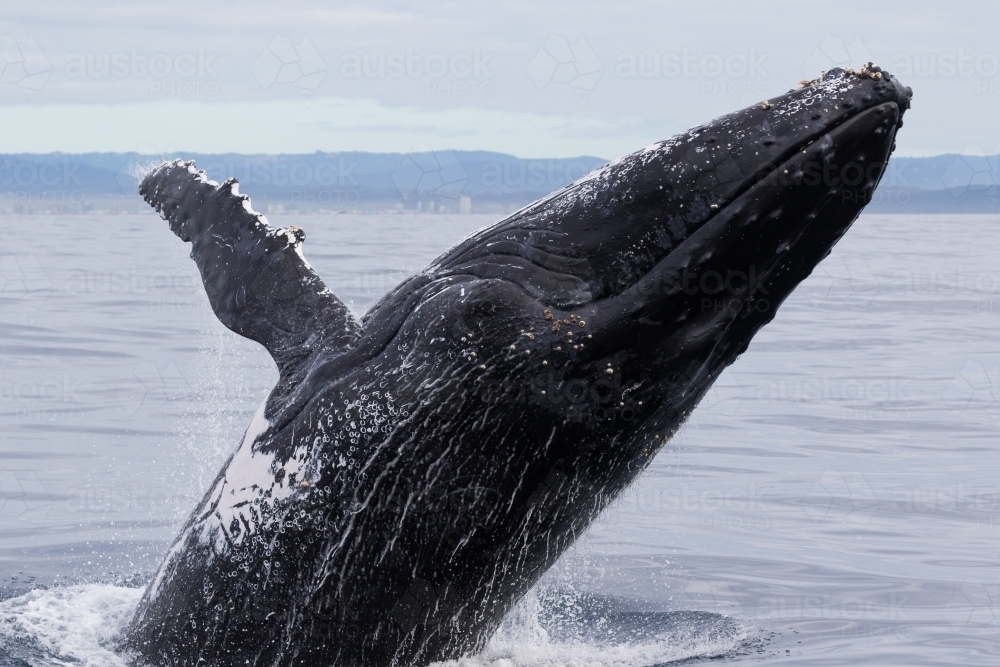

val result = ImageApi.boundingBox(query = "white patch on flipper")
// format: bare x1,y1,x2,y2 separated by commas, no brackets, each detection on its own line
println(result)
144,390,404,602
143,400,282,599
197,399,307,550
242,399,271,448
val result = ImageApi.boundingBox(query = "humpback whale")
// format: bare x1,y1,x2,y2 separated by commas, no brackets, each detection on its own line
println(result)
122,65,911,666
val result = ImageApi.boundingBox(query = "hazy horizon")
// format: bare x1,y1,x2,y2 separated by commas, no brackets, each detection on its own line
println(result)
0,0,997,159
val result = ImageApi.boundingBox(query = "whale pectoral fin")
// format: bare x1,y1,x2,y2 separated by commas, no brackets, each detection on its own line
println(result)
140,160,359,372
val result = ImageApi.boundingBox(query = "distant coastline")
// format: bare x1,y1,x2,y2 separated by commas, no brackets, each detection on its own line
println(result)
0,150,995,215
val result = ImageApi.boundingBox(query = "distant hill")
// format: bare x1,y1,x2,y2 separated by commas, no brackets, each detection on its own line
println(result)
0,150,995,214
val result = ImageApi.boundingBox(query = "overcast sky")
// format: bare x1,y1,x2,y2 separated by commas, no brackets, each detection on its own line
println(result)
0,0,996,158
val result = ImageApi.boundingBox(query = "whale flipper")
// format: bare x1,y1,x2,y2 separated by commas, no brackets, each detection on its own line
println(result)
140,160,359,374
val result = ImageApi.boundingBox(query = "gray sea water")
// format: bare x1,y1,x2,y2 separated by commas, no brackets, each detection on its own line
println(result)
1,211,998,666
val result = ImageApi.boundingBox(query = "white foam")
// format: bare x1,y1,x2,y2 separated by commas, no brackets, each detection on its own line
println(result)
0,585,142,667
432,591,754,667
0,583,751,667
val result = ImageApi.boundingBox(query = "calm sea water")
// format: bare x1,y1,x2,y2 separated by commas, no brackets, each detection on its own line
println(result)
1,211,998,665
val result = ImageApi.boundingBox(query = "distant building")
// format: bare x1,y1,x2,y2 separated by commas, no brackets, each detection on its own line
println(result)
459,195,472,214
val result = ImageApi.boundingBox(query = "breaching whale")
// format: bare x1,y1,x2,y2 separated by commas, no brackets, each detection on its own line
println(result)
122,65,911,666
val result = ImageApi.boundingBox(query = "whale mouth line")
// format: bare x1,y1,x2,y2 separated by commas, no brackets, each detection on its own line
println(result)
475,100,904,315
430,93,906,312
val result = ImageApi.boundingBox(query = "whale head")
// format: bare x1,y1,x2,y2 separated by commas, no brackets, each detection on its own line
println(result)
411,64,912,445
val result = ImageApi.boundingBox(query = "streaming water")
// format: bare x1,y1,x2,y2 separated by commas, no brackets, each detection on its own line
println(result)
1,212,998,665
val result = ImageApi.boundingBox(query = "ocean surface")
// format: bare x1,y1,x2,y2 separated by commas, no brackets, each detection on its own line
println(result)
1,211,998,666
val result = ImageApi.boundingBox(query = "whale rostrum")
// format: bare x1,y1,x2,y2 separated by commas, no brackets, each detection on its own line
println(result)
122,66,911,666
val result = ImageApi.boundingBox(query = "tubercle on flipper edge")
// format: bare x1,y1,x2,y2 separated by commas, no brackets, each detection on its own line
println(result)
140,160,289,244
